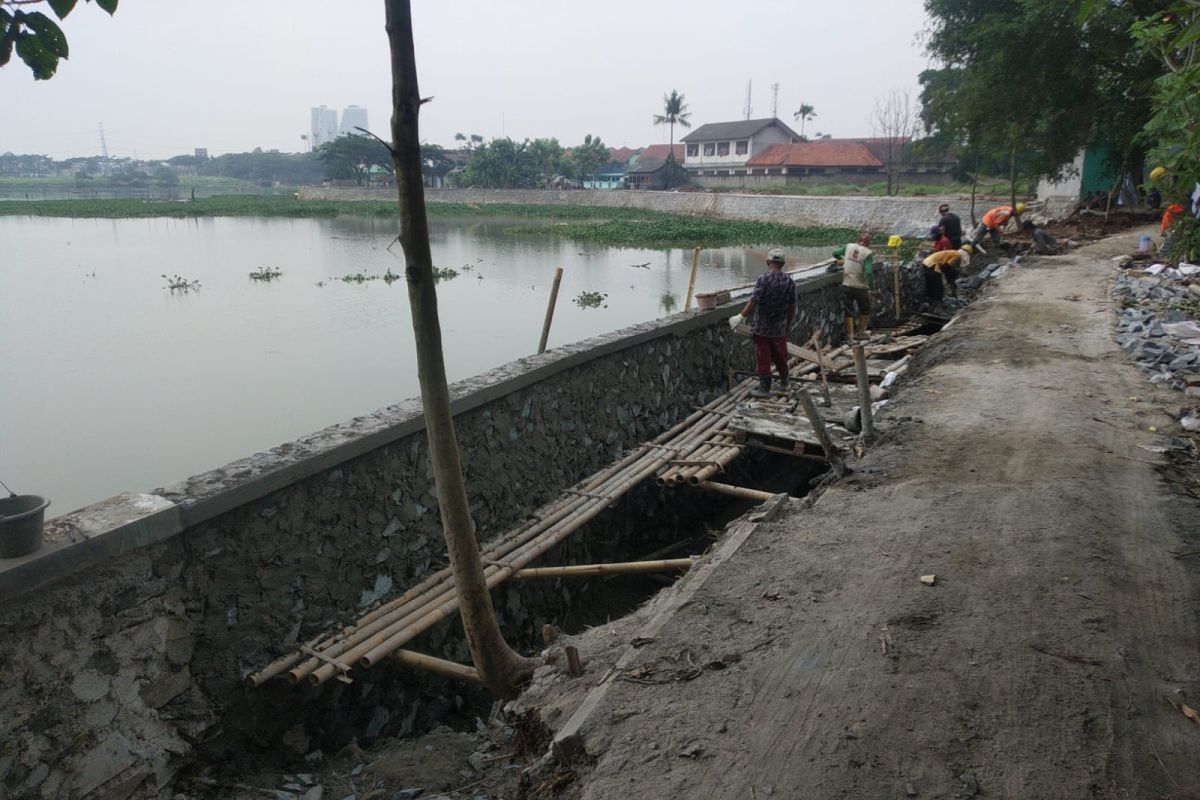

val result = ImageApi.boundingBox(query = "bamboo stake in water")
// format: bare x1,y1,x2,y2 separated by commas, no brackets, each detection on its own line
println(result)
684,246,701,311
537,267,564,354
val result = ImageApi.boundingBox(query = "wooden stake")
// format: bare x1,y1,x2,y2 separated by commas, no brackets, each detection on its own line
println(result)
511,558,695,579
565,646,583,676
796,386,847,477
684,246,701,311
853,345,875,441
537,266,564,354
391,649,483,685
892,251,902,321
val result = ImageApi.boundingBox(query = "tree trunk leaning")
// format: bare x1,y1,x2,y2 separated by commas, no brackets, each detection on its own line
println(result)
385,0,535,700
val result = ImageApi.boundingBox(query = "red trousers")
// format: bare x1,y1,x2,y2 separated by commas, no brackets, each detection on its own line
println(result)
753,334,789,377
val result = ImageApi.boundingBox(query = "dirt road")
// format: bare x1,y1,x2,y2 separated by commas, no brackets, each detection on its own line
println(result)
565,230,1200,799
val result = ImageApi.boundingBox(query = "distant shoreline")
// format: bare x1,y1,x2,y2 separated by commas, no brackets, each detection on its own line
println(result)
0,196,858,248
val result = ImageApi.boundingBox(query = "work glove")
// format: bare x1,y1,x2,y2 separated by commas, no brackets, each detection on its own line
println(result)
728,314,744,331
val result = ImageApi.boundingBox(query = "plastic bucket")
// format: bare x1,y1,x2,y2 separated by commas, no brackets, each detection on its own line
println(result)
0,495,49,558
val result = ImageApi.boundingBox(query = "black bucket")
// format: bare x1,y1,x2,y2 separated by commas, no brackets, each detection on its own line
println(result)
0,495,49,559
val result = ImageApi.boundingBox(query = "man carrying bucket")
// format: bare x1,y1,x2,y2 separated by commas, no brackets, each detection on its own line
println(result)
728,249,796,398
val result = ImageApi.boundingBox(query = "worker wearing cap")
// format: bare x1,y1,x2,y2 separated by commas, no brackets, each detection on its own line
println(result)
938,203,963,249
922,244,972,305
832,233,875,340
729,249,796,398
970,203,1025,248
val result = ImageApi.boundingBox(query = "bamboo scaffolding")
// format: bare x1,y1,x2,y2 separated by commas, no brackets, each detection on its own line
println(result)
249,389,751,687
511,558,695,579
251,336,867,689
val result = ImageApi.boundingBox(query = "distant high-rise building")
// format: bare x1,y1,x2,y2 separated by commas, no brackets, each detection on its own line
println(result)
310,106,339,149
339,105,369,137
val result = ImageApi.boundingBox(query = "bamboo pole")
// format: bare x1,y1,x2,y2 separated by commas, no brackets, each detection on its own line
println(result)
813,333,832,407
511,558,695,579
853,345,875,441
696,481,776,502
537,267,564,354
796,385,847,477
891,248,902,322
684,246,701,311
391,649,482,684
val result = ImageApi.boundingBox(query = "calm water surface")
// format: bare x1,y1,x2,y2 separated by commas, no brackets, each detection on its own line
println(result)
0,214,833,516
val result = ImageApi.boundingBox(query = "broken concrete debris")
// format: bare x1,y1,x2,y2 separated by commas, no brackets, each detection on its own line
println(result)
1112,265,1200,394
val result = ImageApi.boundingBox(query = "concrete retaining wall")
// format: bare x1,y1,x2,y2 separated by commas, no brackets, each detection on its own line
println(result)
297,186,962,237
0,268,903,800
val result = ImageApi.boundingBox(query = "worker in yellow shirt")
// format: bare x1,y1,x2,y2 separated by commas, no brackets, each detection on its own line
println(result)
922,244,972,305
970,203,1025,249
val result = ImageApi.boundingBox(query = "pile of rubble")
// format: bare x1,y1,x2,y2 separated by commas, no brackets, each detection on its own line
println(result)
1111,258,1200,403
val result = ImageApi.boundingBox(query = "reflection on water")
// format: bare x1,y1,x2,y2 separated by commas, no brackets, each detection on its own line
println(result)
0,214,835,515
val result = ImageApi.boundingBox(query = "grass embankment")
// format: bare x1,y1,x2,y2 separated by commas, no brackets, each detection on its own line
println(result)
0,196,855,248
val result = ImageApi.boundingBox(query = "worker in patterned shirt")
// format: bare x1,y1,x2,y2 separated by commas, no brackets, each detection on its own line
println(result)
728,248,796,398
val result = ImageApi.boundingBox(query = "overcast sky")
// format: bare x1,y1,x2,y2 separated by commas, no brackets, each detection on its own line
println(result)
1,0,935,160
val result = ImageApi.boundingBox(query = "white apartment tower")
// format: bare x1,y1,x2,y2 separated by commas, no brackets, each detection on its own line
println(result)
310,106,339,148
339,105,369,137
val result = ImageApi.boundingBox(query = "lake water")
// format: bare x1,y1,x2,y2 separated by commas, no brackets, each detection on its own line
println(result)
0,214,833,516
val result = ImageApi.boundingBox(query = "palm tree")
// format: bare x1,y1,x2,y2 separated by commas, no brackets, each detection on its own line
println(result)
653,89,691,189
454,132,467,150
793,104,817,138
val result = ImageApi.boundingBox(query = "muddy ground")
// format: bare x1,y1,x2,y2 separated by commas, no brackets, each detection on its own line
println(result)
533,227,1200,799
194,227,1200,799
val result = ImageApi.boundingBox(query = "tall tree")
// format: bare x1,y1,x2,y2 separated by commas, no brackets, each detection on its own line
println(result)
653,89,691,189
0,0,117,80
570,134,609,188
317,134,393,185
384,0,535,699
921,0,1162,198
793,103,817,138
869,89,920,196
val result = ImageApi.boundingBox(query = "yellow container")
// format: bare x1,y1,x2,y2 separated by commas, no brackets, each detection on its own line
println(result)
887,235,903,249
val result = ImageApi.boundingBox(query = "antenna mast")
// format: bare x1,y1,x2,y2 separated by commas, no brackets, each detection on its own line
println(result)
771,82,780,118
98,123,109,158
743,80,752,120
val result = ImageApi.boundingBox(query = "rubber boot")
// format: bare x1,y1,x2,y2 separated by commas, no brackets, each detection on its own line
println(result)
750,375,771,398
858,313,872,339
844,317,855,341
777,373,790,394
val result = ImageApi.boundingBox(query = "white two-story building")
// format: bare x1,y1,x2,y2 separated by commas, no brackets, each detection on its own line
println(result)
681,118,800,186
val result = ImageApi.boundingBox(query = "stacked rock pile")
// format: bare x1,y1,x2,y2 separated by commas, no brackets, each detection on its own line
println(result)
1112,260,1200,401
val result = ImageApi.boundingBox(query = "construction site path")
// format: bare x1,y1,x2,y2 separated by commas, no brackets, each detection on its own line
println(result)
566,229,1200,800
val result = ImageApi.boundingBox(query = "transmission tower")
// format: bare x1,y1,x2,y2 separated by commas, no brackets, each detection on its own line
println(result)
98,123,109,158
743,80,752,120
771,82,780,118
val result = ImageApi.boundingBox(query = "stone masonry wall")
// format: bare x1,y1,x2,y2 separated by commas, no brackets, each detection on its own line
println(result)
297,186,960,237
0,272,900,800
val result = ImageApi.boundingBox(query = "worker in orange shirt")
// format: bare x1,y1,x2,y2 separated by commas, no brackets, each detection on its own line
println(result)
970,202,1026,249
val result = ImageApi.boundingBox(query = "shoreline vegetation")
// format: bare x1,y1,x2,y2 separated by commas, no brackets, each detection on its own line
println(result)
0,196,859,248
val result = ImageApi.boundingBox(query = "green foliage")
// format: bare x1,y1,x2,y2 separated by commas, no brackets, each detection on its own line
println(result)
653,91,690,188
510,215,859,249
1131,1,1200,260
1,0,115,79
317,134,393,186
921,0,1162,191
460,138,537,188
573,290,608,309
161,274,199,292
248,266,282,281
570,134,609,185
